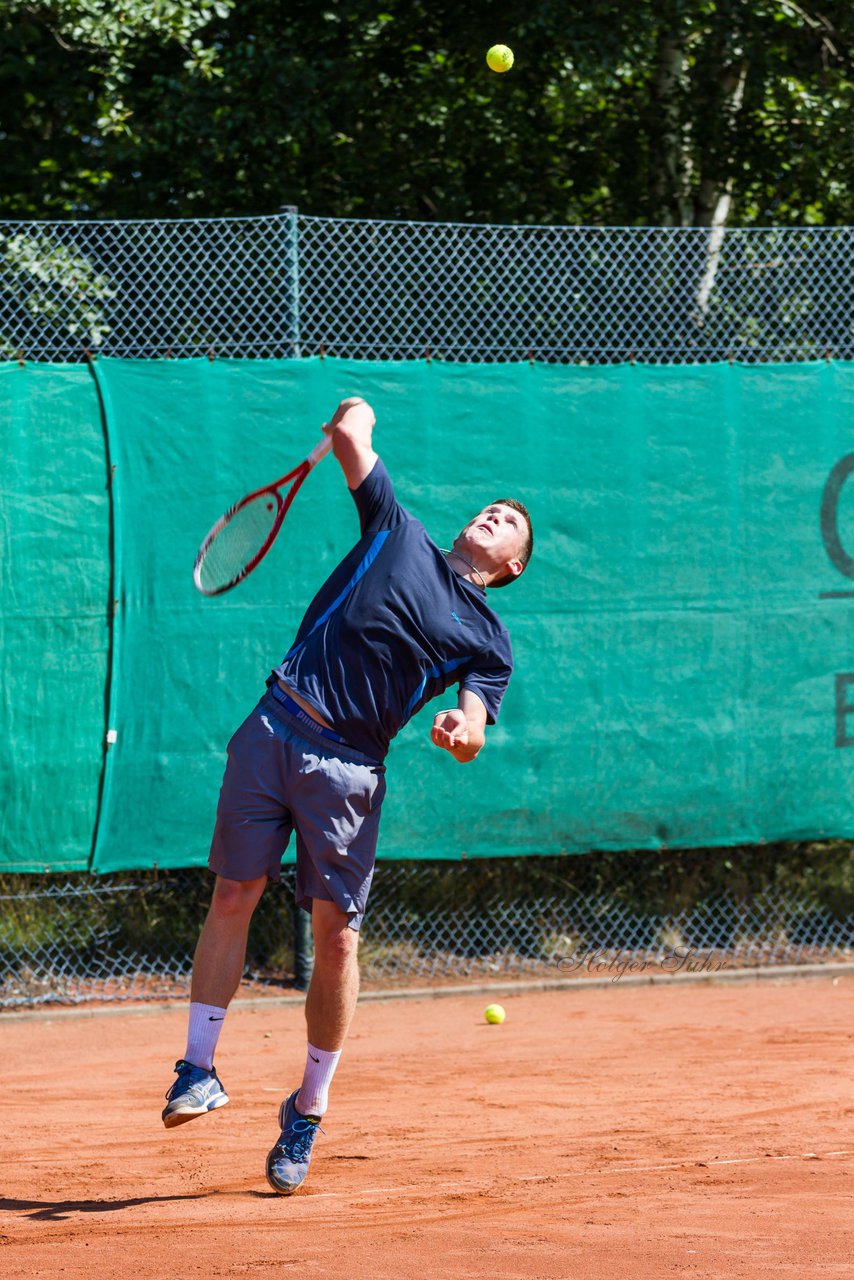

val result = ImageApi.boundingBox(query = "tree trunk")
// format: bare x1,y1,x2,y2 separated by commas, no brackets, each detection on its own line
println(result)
649,26,694,226
692,58,748,326
693,59,748,228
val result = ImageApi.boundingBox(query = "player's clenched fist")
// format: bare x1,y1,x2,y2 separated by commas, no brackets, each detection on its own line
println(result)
323,397,375,437
322,397,378,490
431,708,470,753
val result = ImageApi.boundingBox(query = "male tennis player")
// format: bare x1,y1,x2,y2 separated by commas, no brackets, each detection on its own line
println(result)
161,397,533,1194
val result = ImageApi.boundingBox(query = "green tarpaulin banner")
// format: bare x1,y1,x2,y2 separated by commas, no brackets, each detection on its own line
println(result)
3,358,854,873
1,364,110,871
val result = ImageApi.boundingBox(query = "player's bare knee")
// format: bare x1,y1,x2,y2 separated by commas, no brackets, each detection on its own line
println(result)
210,875,266,920
312,917,359,969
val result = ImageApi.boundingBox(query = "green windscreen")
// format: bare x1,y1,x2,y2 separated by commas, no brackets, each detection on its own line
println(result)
3,357,854,872
0,364,109,872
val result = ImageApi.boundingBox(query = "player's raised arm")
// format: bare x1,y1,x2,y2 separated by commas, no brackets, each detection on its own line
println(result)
323,397,378,490
430,689,488,764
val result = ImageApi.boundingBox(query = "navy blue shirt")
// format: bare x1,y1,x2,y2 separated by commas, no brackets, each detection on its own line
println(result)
270,458,514,762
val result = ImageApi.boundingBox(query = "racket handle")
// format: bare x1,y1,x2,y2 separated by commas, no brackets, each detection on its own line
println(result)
306,434,334,469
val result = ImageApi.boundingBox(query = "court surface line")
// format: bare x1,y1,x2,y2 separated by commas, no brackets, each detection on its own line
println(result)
4,962,853,1023
267,1152,854,1198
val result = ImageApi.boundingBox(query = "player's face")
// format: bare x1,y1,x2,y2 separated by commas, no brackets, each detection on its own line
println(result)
455,503,526,580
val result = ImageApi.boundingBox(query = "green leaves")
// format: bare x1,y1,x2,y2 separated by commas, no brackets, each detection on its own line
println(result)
11,0,235,135
2,0,853,224
0,232,116,350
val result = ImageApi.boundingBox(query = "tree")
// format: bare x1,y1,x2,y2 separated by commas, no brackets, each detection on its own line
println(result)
0,0,233,214
1,0,853,227
644,0,854,229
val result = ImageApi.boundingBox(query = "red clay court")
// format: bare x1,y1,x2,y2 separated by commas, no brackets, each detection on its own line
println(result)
2,975,851,1279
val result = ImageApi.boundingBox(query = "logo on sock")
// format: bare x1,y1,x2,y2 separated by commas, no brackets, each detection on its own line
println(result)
208,1016,224,1021
309,1051,320,1063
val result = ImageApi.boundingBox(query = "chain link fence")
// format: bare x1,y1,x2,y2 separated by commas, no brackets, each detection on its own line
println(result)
3,211,854,1005
3,212,854,362
1,855,851,1009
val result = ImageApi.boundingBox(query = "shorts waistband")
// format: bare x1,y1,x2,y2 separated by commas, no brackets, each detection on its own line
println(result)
261,689,381,767
269,682,347,745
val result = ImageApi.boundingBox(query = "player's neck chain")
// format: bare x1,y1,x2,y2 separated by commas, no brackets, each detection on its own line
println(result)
442,549,487,590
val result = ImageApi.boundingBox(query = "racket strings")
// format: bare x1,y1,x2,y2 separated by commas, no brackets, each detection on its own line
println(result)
196,491,282,594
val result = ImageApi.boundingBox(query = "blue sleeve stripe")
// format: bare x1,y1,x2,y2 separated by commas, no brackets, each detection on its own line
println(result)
403,655,470,720
288,528,391,656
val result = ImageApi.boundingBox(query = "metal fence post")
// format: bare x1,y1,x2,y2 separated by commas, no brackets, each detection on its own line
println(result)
281,206,301,358
292,902,314,991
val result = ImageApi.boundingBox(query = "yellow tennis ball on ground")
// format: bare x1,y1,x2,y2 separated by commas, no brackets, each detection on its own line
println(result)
484,1003,506,1024
486,45,514,74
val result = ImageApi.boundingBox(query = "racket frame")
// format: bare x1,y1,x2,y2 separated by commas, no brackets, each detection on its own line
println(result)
193,434,333,596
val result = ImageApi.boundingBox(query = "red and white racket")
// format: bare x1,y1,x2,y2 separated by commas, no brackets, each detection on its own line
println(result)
193,434,333,596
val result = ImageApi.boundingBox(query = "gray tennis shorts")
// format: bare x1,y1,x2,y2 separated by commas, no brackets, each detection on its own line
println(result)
208,689,386,931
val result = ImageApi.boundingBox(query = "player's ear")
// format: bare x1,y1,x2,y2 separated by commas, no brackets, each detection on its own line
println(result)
503,558,524,581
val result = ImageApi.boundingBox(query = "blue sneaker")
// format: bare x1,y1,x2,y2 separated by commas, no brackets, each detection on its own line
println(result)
162,1059,229,1129
265,1091,324,1194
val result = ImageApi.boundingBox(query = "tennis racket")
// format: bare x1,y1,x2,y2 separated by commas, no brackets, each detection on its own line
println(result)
193,434,333,596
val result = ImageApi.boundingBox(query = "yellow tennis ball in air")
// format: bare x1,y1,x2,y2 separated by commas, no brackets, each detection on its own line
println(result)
486,44,514,74
484,1003,506,1024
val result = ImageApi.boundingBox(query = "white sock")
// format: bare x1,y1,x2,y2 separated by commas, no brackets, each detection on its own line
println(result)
296,1043,341,1118
184,1002,228,1071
